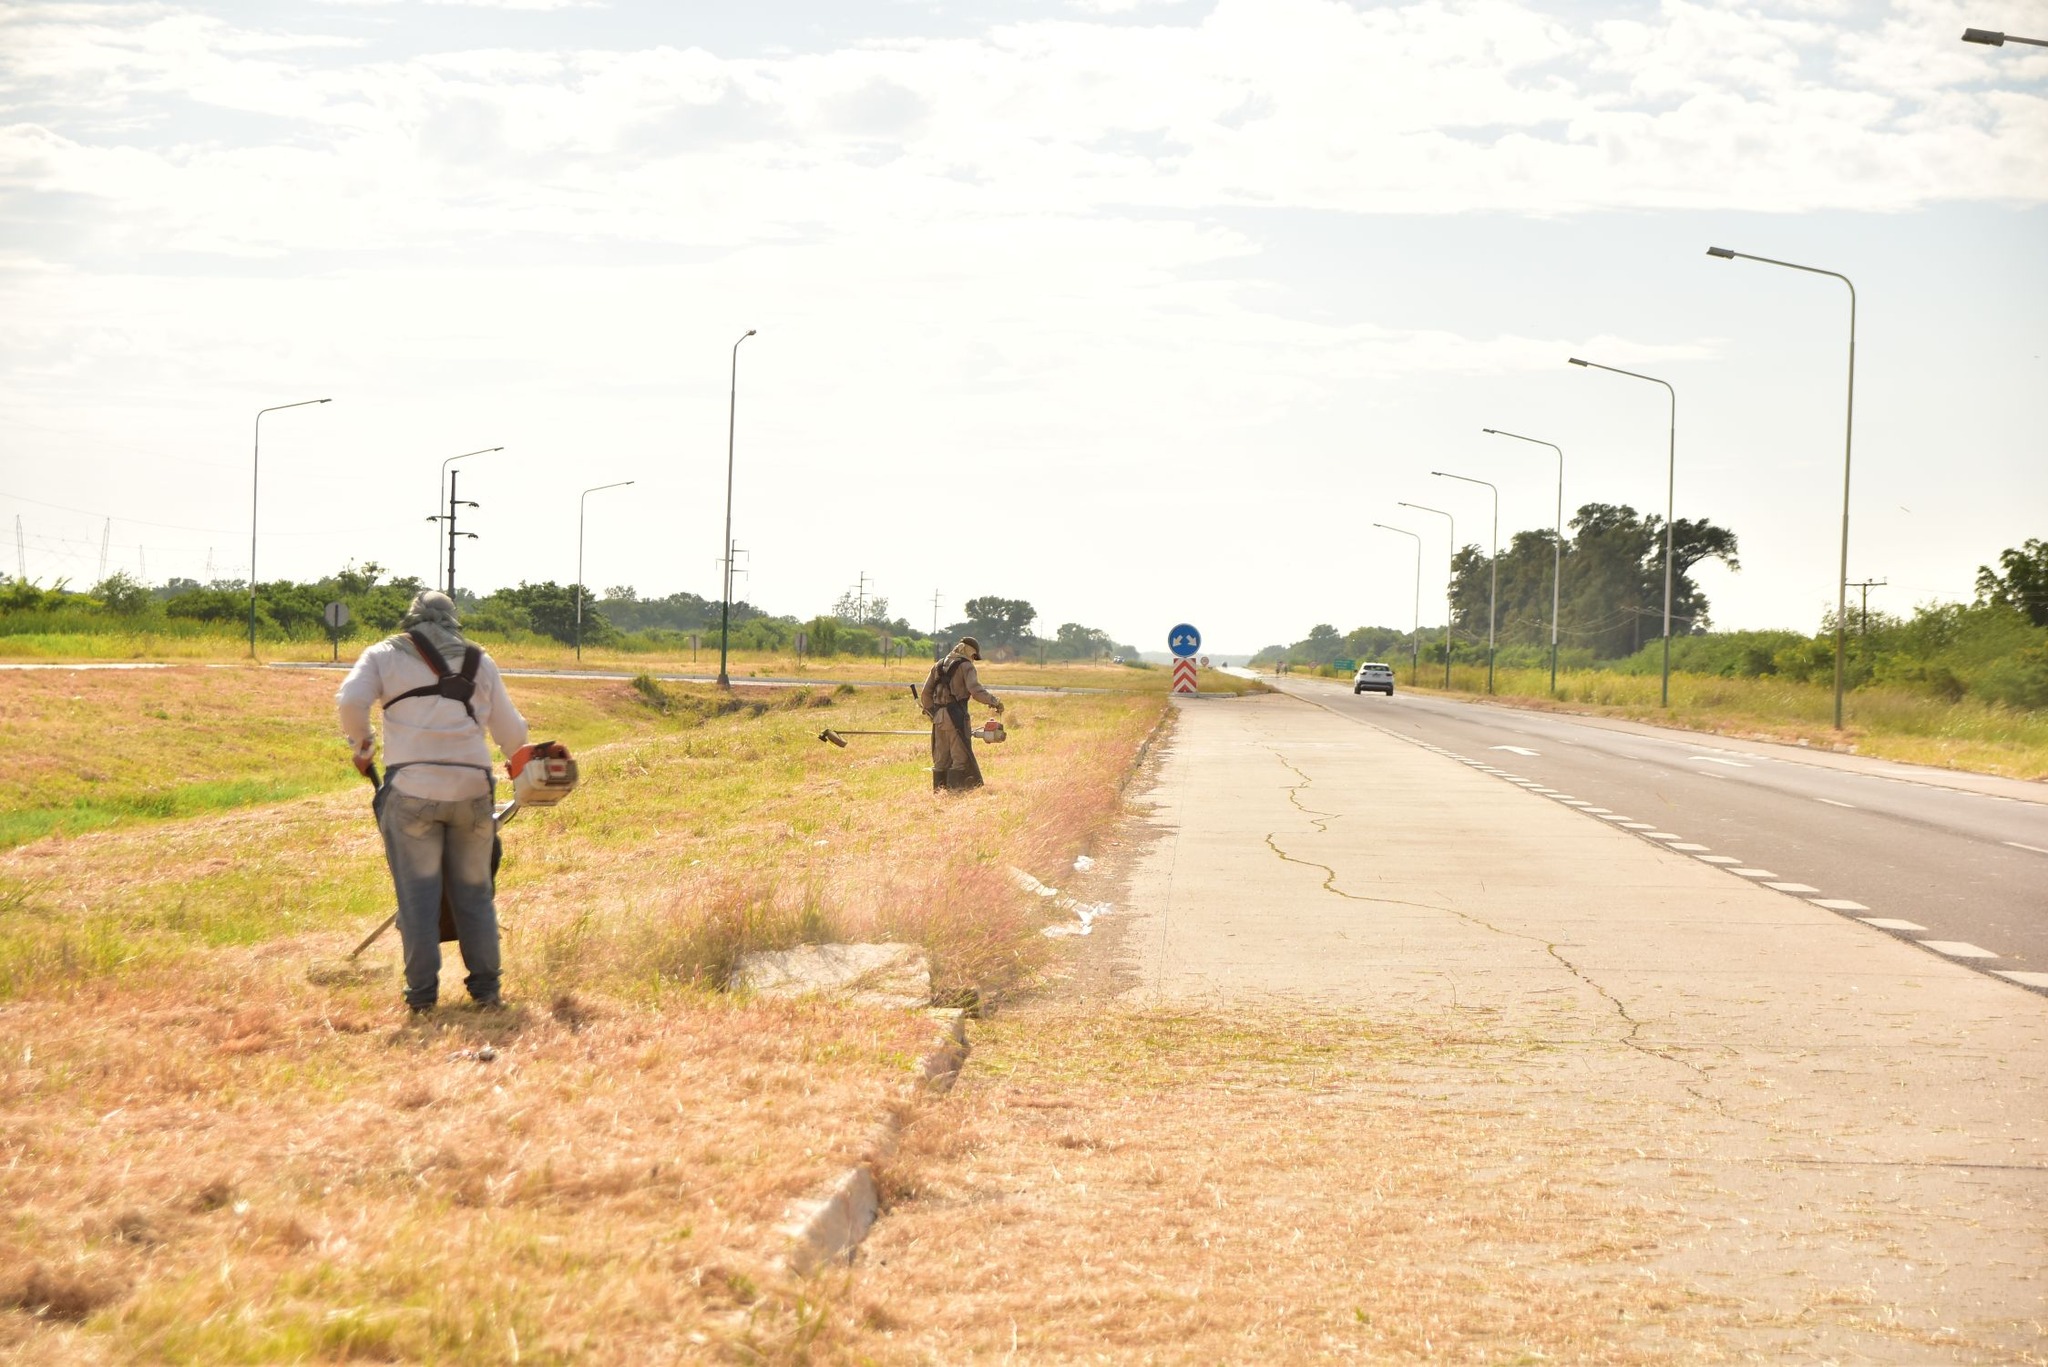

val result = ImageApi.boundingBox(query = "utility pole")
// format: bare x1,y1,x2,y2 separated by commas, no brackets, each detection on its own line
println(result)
854,569,870,626
1847,578,1886,636
425,469,480,596
931,591,943,638
98,519,111,579
13,516,23,579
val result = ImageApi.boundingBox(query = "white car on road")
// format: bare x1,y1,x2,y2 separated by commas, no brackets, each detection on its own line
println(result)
1352,662,1396,696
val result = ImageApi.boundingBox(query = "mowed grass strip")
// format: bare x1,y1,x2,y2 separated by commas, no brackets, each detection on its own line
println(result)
0,963,935,1363
0,672,1169,1360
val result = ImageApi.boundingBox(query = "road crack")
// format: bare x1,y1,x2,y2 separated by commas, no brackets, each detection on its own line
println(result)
1261,731,1760,1125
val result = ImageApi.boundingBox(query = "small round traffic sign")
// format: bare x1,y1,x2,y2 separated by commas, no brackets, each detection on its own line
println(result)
323,601,350,629
1168,624,1201,659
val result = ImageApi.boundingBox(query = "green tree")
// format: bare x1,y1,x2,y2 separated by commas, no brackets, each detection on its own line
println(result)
1054,622,1112,659
1977,538,2048,627
90,571,152,615
959,596,1036,650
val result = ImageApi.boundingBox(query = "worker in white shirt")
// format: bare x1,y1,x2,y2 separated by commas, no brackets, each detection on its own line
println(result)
336,590,530,1014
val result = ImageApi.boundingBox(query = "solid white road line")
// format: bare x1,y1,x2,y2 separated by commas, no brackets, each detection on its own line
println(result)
1646,832,1684,840
1669,843,1710,852
1619,821,1654,829
1490,746,1540,756
1811,898,1870,911
1918,940,1999,959
1697,855,1741,864
1995,971,2048,989
1817,798,1855,808
1860,917,1928,931
1764,882,1822,893
1731,868,1777,878
2006,841,2048,856
1689,756,1751,767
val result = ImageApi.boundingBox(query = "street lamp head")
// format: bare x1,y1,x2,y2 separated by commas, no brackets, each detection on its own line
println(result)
1706,246,1736,259
1429,470,1446,477
1567,357,1588,367
1962,27,2004,44
1481,427,1498,434
745,328,758,337
318,398,333,404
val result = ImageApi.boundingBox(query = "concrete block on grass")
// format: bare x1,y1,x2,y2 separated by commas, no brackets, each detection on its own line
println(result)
732,942,932,1009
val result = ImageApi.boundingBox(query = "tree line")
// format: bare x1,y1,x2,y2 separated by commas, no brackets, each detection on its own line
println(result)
0,567,1140,663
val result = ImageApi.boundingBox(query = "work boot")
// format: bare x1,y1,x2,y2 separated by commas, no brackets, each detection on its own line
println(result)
472,994,505,1011
932,771,946,793
407,1001,434,1017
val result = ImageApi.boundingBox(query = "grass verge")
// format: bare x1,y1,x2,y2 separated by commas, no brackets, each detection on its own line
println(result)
0,669,1167,1358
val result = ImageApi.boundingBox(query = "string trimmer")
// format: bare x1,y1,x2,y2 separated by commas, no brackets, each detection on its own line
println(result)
343,742,578,961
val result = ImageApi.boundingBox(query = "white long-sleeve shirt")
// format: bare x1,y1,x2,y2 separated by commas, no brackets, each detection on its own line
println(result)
336,633,529,800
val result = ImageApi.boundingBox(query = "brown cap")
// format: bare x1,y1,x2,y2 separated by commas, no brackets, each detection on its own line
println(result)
957,636,981,660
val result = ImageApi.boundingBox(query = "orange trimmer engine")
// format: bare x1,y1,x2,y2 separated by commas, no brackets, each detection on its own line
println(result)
509,740,578,807
978,719,1007,744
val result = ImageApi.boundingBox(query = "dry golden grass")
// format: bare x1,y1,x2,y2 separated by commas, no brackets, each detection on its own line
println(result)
0,958,936,1363
846,1008,1712,1364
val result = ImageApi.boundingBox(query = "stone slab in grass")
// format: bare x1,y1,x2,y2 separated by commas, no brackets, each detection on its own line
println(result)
734,942,932,1009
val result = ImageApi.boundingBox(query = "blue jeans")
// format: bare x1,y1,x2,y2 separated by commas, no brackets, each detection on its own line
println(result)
376,789,500,1008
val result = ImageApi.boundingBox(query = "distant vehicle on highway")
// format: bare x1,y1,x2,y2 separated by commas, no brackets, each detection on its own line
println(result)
1352,662,1395,696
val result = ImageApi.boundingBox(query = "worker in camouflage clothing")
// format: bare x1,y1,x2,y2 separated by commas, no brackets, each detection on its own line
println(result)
919,636,1004,791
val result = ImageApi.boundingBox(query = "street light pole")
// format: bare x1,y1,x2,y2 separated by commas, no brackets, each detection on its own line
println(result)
1431,471,1498,694
576,480,635,662
249,397,331,657
1569,357,1677,707
1397,501,1455,689
718,329,757,690
1372,523,1423,685
1483,429,1565,694
436,447,503,590
1706,246,1858,730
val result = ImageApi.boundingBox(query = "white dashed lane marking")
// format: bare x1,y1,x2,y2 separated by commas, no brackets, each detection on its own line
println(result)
1411,735,2040,996
1919,940,1999,959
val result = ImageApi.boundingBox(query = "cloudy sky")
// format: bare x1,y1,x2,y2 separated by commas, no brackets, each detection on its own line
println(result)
2,0,2043,654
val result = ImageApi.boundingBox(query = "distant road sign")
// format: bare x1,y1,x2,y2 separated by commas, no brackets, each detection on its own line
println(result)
1199,655,1210,667
1334,658,1355,672
1168,624,1201,659
323,601,350,630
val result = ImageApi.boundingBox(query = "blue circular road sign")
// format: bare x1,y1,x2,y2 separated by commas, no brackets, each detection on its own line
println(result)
1168,624,1201,659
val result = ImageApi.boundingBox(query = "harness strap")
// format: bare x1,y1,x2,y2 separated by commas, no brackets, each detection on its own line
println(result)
382,631,483,723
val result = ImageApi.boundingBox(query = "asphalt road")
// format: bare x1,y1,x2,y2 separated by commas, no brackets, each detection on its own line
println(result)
1283,679,2048,995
